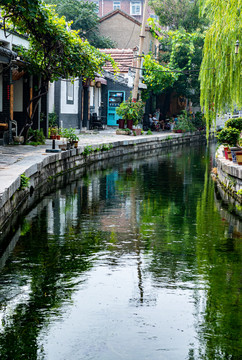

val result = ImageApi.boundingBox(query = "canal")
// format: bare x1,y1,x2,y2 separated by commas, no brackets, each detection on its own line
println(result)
0,144,241,360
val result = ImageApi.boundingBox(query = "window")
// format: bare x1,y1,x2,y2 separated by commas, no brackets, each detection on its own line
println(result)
130,1,141,15
113,1,120,10
66,80,74,104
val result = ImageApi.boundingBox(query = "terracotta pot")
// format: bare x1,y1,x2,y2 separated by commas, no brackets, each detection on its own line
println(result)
73,141,78,148
56,135,61,140
227,149,232,161
119,119,125,129
58,144,67,151
235,151,242,165
133,128,141,136
50,135,56,140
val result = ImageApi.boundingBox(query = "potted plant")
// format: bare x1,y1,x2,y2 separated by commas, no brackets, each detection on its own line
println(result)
116,97,144,130
63,128,79,148
217,127,241,162
173,111,196,133
49,126,58,139
224,117,242,131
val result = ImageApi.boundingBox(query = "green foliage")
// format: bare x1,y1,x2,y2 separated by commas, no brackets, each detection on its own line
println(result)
28,129,46,144
199,0,242,134
49,126,58,136
146,129,153,135
216,127,240,147
45,0,115,48
149,0,209,31
142,54,177,99
1,1,117,89
151,26,205,105
192,111,206,130
20,219,31,236
18,173,30,190
174,110,196,132
83,145,94,156
48,112,58,127
1,0,117,141
101,143,113,151
61,128,79,142
225,118,242,132
116,97,145,126
82,143,113,156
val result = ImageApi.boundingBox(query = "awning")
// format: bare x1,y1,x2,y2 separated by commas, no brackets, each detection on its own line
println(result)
95,76,107,85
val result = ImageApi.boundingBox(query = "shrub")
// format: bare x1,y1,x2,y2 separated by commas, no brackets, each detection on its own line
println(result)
48,112,58,127
28,129,45,144
192,111,206,130
116,97,144,126
216,126,240,147
225,118,242,131
174,111,196,132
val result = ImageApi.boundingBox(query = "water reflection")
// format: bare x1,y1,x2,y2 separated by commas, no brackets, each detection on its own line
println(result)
0,144,241,360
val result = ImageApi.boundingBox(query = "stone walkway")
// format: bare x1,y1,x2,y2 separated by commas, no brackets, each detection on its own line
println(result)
0,129,176,195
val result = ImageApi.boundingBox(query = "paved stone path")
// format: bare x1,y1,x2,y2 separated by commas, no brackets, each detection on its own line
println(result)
0,129,176,195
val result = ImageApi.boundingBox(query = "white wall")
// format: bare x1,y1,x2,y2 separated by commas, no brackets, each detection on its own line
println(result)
48,82,55,113
60,79,79,114
0,29,29,50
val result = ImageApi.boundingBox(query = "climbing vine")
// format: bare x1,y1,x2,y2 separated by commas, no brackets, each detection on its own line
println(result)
142,54,177,99
0,0,117,140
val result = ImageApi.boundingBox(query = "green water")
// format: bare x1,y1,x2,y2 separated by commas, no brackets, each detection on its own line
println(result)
0,144,241,360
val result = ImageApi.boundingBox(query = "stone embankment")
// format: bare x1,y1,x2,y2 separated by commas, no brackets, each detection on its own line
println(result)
0,130,212,231
215,147,242,204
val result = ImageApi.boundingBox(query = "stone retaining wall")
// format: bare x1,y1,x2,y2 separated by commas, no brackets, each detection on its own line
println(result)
215,147,242,203
0,132,211,231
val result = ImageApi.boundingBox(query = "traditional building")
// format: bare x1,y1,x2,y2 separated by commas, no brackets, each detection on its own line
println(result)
0,28,48,145
90,0,157,23
99,9,159,54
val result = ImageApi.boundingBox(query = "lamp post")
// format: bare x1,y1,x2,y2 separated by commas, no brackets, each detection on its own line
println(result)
235,40,239,54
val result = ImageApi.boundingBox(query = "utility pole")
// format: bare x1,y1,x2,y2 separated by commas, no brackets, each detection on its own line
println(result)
132,0,149,101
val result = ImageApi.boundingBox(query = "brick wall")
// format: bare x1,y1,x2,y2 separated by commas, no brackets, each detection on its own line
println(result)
96,0,148,22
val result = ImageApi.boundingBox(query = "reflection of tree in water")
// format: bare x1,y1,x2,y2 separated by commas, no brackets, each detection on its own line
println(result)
137,146,241,359
194,159,242,360
0,202,108,360
0,143,240,359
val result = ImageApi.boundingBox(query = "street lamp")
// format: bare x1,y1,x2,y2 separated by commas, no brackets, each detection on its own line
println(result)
235,40,239,54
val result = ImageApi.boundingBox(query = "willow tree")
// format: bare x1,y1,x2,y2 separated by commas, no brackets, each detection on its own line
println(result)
0,0,116,140
199,0,242,133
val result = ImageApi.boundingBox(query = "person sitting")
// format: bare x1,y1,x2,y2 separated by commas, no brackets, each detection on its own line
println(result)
148,114,153,129
152,114,160,131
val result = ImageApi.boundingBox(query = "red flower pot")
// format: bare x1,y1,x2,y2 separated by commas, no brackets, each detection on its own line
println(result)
224,147,229,159
127,120,133,130
119,119,125,129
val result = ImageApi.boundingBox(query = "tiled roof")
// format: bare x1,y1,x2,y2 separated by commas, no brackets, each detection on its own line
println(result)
99,9,141,26
100,48,136,73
